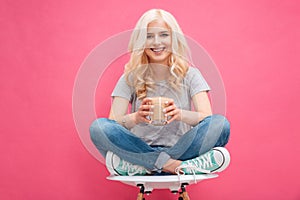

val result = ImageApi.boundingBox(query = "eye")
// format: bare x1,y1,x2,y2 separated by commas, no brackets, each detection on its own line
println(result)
147,34,154,39
160,33,169,37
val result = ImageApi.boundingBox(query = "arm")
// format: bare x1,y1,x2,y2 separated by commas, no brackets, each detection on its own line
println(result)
109,96,153,129
164,91,212,126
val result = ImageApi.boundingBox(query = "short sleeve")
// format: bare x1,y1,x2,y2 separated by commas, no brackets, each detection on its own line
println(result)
111,74,135,101
186,67,211,97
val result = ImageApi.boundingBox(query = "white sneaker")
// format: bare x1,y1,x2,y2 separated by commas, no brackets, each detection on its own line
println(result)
106,151,151,176
176,147,231,175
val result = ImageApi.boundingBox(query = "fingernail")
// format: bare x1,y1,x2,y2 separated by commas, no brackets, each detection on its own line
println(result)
163,109,166,112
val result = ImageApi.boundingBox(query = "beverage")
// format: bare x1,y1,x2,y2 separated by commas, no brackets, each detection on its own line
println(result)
149,97,170,126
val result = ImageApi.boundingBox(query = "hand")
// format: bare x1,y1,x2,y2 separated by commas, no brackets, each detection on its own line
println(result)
163,99,182,124
134,98,153,124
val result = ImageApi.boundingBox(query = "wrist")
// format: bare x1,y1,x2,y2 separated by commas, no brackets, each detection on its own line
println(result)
121,115,128,129
179,109,183,121
175,109,183,121
131,112,138,125
122,113,138,129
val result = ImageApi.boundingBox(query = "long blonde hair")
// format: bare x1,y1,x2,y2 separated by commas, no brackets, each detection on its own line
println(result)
125,9,190,99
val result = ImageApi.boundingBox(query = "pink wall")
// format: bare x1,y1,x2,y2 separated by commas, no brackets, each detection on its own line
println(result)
1,0,299,199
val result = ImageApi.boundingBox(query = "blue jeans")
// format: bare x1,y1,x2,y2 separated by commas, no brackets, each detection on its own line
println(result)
90,114,230,171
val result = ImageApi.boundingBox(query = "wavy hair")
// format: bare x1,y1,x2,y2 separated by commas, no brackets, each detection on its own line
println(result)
125,9,190,99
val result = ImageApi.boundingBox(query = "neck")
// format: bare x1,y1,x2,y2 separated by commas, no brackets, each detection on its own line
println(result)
149,63,170,82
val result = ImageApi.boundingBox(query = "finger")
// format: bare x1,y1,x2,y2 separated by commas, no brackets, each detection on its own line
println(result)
164,99,174,106
166,114,178,124
138,110,153,117
165,110,176,117
141,114,153,123
141,117,152,123
142,97,153,105
165,109,180,122
136,113,151,124
163,104,176,113
139,104,153,111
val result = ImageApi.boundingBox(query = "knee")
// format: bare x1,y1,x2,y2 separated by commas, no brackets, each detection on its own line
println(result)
208,114,228,126
89,118,113,143
214,114,230,131
211,114,230,133
211,114,230,146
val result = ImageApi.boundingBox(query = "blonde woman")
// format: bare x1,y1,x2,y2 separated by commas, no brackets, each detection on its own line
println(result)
90,9,230,176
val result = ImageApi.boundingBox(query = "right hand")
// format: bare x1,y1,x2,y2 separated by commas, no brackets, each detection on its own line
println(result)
134,98,153,124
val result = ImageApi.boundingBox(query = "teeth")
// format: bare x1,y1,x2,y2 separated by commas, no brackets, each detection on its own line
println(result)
152,47,165,52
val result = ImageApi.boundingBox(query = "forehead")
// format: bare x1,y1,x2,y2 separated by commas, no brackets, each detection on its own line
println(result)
147,19,170,33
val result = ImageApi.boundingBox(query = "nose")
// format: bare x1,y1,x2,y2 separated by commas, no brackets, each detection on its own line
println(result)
154,35,161,45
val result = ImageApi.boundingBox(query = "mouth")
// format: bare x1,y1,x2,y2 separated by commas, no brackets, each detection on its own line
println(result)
150,47,166,53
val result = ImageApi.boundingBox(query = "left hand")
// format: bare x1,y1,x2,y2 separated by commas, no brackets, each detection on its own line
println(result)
163,99,182,124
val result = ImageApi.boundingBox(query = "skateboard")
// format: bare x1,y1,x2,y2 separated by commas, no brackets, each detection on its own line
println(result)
107,174,218,200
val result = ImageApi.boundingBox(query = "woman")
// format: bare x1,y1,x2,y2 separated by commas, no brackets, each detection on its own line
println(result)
90,9,230,176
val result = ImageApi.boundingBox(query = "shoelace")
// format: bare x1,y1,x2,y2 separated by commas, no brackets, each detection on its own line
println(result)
175,164,211,183
120,161,148,176
175,153,214,183
191,152,214,169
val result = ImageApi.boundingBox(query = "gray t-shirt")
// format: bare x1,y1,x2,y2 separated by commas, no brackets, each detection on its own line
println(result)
111,67,210,147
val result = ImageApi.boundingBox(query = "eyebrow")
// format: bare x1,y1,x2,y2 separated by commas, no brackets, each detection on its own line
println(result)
147,31,170,34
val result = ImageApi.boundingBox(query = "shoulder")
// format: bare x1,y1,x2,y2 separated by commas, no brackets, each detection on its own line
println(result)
184,66,210,93
112,74,135,97
185,66,203,80
116,73,133,87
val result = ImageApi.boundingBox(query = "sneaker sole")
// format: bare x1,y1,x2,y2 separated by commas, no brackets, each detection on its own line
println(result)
105,151,121,176
211,147,231,173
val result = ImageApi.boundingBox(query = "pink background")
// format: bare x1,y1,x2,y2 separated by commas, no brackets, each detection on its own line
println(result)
1,0,299,199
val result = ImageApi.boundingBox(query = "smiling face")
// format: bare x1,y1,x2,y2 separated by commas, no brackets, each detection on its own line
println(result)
144,20,172,66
